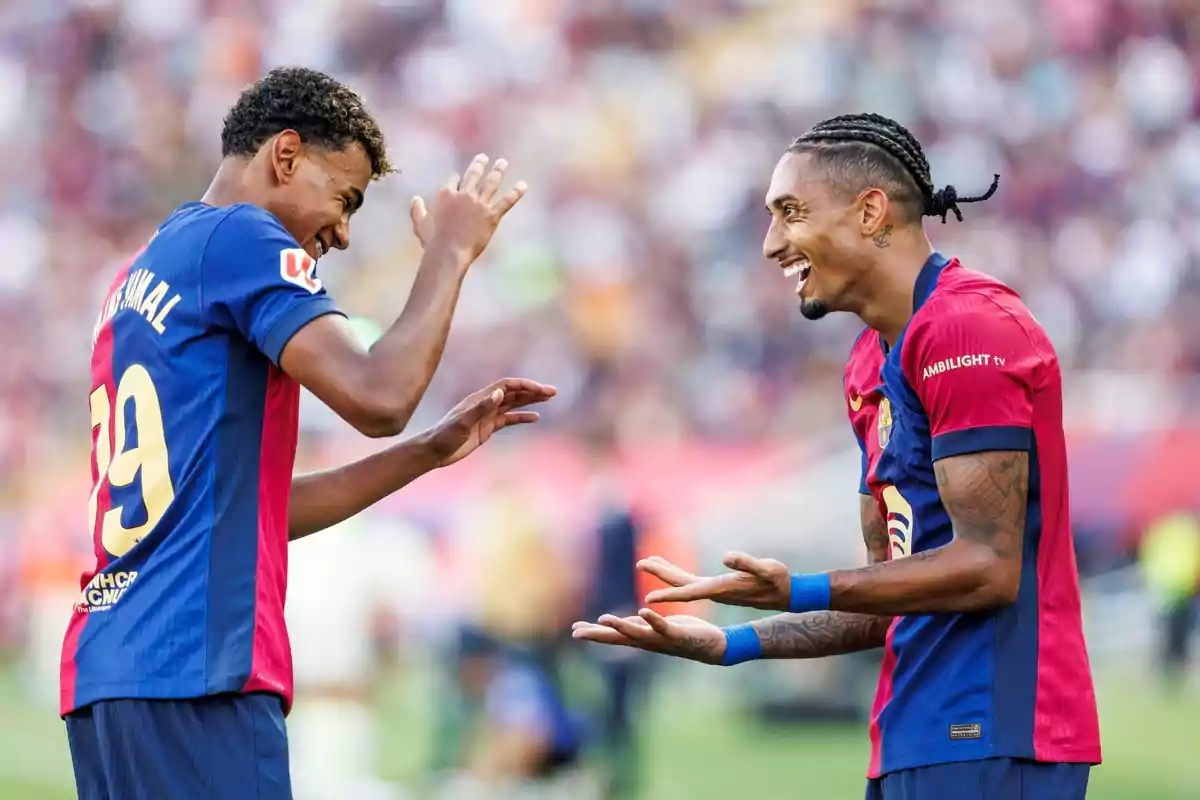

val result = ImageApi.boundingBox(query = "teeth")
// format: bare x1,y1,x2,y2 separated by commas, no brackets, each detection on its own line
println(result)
783,258,810,278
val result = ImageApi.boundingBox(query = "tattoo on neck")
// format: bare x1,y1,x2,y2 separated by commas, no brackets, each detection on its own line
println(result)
873,224,893,248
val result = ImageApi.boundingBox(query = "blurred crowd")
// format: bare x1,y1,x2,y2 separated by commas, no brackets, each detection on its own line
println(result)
2,2,1200,794
1,0,1200,488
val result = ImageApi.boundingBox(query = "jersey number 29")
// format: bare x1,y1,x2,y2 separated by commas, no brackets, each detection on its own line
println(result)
88,364,176,558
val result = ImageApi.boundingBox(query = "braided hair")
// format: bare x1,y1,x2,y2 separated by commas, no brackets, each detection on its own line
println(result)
788,113,999,224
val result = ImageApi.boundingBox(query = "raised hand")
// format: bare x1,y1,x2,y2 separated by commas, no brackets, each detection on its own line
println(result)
639,552,792,611
423,378,556,468
410,154,526,261
571,609,727,665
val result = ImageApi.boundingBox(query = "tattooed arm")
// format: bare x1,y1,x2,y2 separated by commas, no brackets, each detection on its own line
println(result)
751,494,892,659
824,450,1029,615
571,493,895,663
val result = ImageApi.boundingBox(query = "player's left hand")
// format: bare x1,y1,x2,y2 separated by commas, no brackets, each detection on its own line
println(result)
572,609,727,665
639,552,792,610
424,378,556,468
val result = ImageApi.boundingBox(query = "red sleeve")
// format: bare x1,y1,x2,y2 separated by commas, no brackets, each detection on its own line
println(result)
902,299,1041,462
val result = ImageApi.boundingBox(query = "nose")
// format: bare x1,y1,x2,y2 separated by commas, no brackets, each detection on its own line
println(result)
763,216,786,262
331,218,350,251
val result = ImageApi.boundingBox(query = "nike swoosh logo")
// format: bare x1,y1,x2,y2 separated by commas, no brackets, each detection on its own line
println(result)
849,394,863,411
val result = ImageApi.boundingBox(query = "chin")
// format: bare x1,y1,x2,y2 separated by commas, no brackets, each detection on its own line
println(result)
798,297,830,320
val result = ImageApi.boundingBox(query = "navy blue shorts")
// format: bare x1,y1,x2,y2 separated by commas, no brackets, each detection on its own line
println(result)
65,693,291,800
865,757,1090,800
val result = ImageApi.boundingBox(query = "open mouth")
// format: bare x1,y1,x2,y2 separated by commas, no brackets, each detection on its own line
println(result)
314,238,327,259
782,256,812,289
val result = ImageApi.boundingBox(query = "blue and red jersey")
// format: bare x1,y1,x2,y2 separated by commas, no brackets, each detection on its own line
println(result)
60,202,341,717
844,253,1101,777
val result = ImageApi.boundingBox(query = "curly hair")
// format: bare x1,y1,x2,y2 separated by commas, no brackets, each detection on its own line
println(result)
789,113,998,224
221,67,394,179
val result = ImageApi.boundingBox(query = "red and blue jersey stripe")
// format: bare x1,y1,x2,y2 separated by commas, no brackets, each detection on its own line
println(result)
844,254,1102,777
60,203,340,717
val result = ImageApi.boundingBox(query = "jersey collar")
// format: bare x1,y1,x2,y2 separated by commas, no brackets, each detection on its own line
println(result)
913,251,951,313
877,252,952,359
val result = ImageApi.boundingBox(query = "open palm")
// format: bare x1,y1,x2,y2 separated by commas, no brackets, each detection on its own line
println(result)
426,378,556,468
571,609,727,665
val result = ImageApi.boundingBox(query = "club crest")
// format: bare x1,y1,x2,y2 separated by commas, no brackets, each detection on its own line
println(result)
877,397,893,449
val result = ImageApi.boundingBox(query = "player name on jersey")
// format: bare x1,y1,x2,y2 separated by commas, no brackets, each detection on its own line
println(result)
91,266,182,351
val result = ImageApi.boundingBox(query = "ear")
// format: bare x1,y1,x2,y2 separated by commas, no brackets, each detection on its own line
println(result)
269,130,304,186
857,187,890,237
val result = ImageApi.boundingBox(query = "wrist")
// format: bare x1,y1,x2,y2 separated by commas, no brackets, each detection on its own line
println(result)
420,239,473,275
787,573,832,614
407,429,448,471
720,624,762,666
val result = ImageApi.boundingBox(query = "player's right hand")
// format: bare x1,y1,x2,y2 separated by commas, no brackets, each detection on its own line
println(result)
571,609,727,665
410,154,527,262
638,552,793,611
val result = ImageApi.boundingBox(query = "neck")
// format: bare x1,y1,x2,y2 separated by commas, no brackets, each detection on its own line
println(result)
852,228,935,347
200,158,260,208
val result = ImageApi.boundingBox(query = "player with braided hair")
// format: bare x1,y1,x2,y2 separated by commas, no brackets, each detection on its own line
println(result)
575,114,1100,799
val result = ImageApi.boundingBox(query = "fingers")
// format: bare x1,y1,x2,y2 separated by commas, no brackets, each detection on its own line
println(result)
638,608,673,634
645,574,738,605
477,158,508,202
457,153,490,194
570,623,636,647
492,181,528,218
497,411,540,428
723,551,770,576
494,377,557,397
491,378,558,411
638,556,699,588
597,614,656,640
410,196,427,227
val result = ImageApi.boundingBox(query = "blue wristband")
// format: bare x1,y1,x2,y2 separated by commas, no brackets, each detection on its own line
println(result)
721,624,763,666
788,572,832,613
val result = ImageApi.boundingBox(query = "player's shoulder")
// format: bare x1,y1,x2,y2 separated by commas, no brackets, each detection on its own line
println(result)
204,203,297,248
917,261,1046,341
907,259,1057,370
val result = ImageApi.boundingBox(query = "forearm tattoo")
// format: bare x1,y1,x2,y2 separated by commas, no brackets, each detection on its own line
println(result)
751,496,892,659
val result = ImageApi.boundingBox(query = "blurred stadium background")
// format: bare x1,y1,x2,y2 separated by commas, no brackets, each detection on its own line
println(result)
2,0,1200,797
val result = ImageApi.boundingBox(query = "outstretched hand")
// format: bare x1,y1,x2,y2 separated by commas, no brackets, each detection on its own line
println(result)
424,378,556,468
638,552,792,611
410,154,527,261
571,609,727,665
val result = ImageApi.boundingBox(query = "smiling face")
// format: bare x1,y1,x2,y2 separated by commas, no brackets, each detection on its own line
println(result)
762,150,896,320
261,131,372,263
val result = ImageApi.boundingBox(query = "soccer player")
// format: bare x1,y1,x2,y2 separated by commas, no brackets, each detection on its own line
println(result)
60,66,555,800
572,113,1101,799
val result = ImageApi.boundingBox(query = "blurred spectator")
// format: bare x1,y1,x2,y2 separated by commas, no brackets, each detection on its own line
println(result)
1138,510,1200,692
580,425,653,800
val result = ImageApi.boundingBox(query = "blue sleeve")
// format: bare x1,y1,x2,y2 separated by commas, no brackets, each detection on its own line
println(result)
200,205,342,365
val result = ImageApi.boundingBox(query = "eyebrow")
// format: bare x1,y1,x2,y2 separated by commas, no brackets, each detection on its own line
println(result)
765,193,800,211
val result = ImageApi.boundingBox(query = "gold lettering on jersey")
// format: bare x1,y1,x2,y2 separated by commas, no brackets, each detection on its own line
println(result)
921,354,998,380
90,268,183,350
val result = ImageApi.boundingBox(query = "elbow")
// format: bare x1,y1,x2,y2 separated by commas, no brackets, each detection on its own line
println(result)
344,393,414,439
974,555,1021,609
953,541,1021,610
